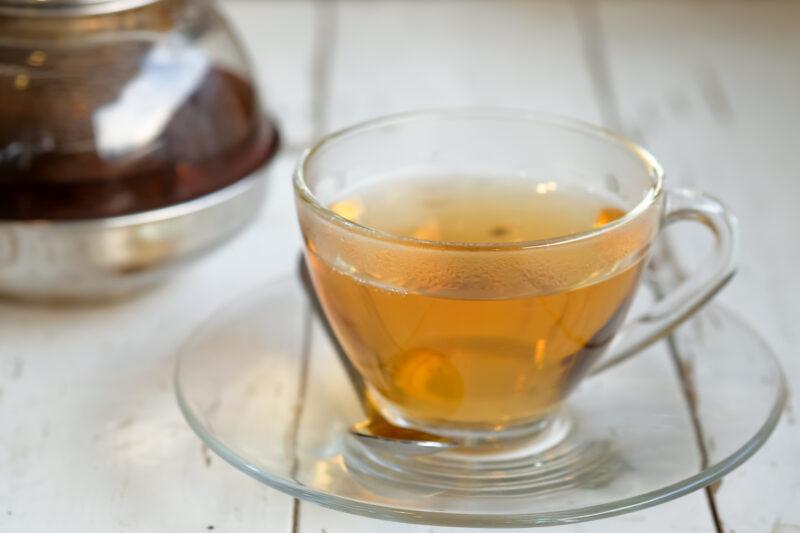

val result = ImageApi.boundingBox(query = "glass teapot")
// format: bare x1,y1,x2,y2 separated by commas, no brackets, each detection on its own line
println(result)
0,0,278,220
0,0,279,300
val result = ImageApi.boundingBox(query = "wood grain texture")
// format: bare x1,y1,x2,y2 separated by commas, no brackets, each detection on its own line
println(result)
2,0,794,531
326,0,603,131
599,1,800,531
217,1,317,147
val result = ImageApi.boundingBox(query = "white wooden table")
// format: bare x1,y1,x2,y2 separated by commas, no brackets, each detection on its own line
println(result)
2,1,798,531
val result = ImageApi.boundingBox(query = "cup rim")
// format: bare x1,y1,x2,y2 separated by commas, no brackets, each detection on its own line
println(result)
294,108,664,251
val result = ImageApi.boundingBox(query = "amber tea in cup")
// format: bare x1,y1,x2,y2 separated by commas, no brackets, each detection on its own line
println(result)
308,176,641,428
295,110,736,442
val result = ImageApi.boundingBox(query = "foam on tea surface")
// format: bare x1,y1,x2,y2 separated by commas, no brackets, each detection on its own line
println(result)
330,176,626,243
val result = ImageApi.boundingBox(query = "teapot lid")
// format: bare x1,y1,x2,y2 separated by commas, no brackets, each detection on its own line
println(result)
0,0,160,16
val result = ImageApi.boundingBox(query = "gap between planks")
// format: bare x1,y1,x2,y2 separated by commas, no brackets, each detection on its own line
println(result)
291,1,338,531
573,2,723,531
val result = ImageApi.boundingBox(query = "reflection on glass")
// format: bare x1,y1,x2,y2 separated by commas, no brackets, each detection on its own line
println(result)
0,0,277,220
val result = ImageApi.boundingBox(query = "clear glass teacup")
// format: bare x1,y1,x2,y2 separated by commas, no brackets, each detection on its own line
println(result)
294,109,736,445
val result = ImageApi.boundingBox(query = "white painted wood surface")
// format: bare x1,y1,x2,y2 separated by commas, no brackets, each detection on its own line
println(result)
303,1,713,532
1,1,796,532
599,2,800,531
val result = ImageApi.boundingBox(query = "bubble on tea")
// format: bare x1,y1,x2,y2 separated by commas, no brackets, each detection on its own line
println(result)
594,207,626,228
330,197,364,222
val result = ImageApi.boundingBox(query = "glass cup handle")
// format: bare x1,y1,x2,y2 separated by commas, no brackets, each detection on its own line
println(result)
590,189,739,376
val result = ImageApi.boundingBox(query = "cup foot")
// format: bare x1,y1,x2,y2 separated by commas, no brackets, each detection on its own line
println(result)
344,411,626,496
367,386,564,446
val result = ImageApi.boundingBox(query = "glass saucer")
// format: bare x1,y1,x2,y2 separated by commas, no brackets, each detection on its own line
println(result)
175,274,786,528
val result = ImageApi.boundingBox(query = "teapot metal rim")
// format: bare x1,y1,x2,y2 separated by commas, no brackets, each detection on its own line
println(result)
0,0,161,17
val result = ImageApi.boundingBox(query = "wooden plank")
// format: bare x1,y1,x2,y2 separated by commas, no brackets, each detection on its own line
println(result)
0,153,302,533
0,0,315,529
297,1,716,531
598,1,800,531
218,1,317,147
325,0,603,132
